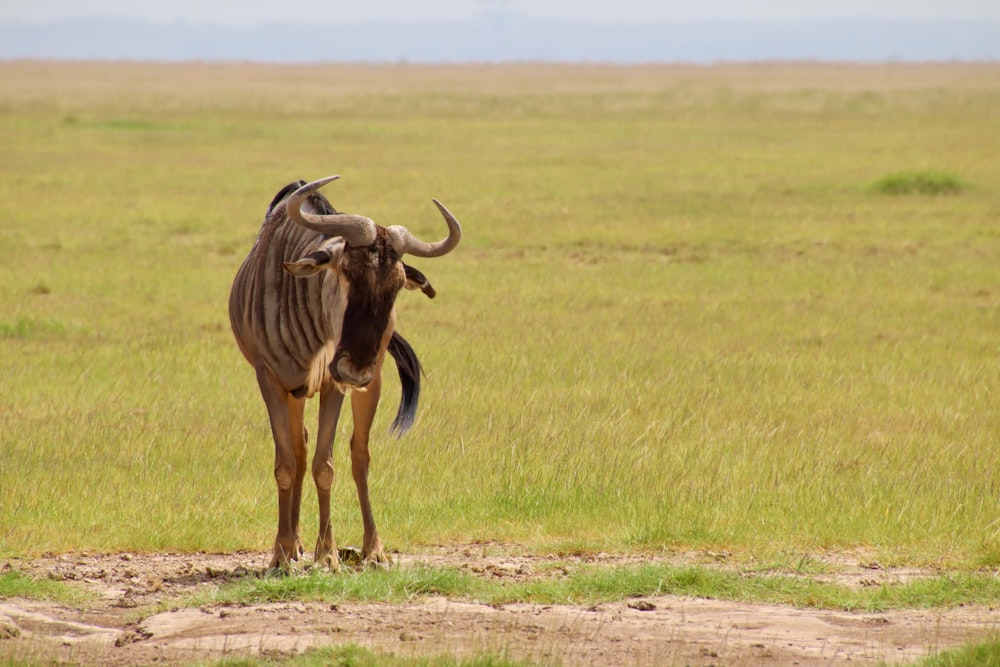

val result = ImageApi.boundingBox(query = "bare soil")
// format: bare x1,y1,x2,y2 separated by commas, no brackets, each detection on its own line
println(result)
1,546,997,666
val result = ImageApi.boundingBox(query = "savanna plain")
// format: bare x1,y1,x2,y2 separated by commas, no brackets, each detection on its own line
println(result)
1,61,1000,666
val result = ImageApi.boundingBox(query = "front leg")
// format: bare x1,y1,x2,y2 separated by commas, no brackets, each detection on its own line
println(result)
349,371,391,565
313,386,346,570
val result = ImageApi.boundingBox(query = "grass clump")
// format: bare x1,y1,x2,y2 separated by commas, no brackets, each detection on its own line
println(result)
0,316,67,340
194,562,1000,613
196,565,480,607
0,570,86,604
895,637,1000,667
868,170,965,195
547,564,1000,612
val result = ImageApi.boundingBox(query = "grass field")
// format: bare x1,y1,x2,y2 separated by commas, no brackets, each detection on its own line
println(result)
1,61,999,570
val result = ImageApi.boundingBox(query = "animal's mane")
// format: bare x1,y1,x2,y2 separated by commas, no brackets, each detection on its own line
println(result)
267,180,338,216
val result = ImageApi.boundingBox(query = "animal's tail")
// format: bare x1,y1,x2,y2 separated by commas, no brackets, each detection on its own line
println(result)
387,331,423,436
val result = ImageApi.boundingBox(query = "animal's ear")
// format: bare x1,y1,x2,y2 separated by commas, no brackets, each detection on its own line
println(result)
283,249,332,277
403,263,436,299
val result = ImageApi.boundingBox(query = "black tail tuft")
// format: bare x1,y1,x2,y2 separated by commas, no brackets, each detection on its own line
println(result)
387,331,423,436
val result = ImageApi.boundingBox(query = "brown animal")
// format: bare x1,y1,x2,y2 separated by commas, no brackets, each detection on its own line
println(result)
229,175,461,570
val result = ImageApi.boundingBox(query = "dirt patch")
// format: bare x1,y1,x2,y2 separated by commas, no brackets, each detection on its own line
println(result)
1,547,997,666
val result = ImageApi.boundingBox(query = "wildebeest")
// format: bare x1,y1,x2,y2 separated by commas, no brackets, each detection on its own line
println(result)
229,175,461,570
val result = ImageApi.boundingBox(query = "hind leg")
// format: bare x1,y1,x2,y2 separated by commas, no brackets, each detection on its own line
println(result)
255,365,304,570
349,372,390,564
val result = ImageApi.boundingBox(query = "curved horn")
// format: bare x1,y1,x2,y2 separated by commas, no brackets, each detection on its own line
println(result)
285,175,378,247
387,199,462,258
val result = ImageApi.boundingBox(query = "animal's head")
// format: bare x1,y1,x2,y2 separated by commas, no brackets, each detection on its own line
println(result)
281,176,460,390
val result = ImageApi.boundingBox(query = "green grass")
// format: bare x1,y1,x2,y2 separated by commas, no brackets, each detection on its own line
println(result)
0,571,86,604
1,62,1000,570
891,638,1000,667
188,562,1000,613
869,170,966,195
196,565,477,606
0,316,68,339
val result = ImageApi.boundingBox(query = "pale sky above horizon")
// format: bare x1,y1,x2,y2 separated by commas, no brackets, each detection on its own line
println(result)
3,0,999,24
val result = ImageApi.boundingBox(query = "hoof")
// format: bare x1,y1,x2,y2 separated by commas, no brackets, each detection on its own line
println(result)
314,536,341,573
316,552,342,573
363,547,393,570
269,541,303,572
368,550,393,567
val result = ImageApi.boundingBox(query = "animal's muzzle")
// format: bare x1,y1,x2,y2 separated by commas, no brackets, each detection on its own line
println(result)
330,354,374,389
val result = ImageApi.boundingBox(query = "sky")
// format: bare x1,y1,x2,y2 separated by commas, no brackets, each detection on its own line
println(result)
3,0,999,24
